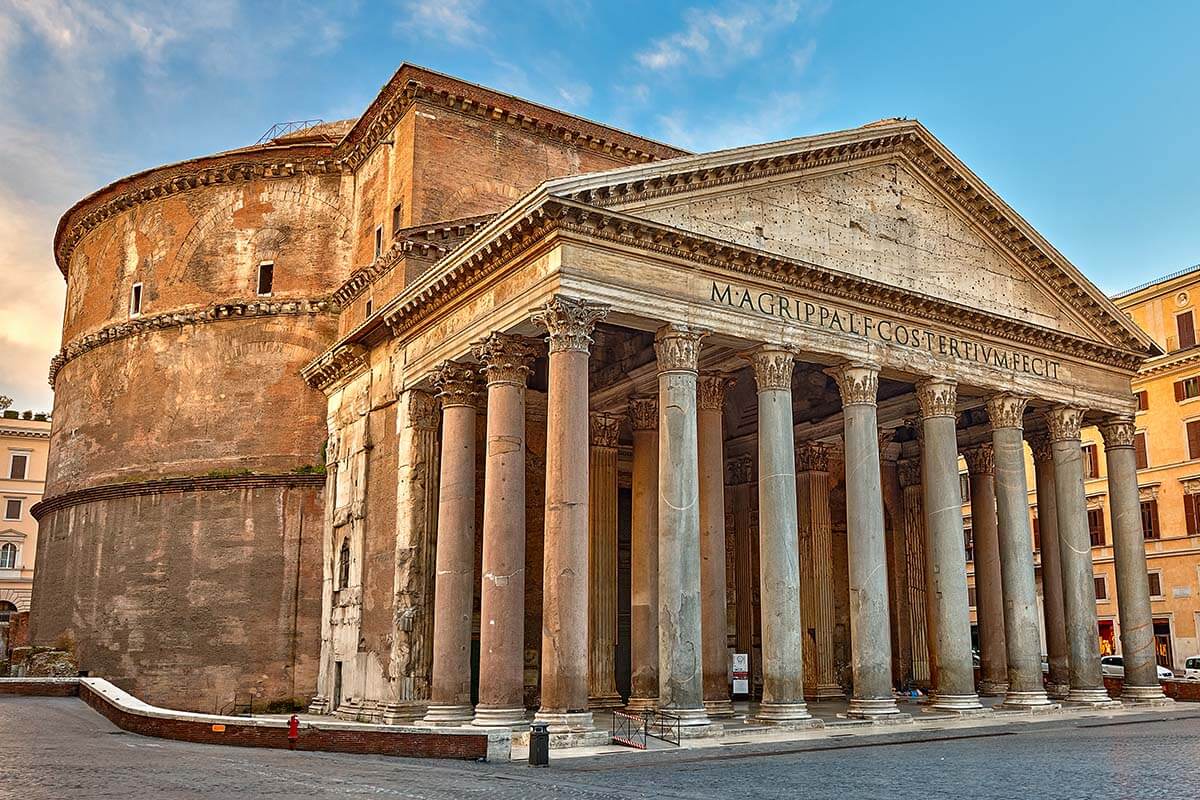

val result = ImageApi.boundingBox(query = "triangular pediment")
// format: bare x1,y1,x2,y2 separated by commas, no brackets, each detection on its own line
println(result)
544,120,1156,357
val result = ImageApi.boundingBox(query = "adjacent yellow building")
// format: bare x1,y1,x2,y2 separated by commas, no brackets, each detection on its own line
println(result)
0,404,50,655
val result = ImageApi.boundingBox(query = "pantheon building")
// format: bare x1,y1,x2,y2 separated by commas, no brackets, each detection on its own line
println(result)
32,65,1167,729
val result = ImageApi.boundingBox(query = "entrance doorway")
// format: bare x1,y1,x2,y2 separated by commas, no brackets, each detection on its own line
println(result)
1153,618,1174,671
1097,620,1116,656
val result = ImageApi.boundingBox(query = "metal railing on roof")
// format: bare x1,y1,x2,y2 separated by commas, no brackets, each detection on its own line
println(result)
1114,263,1200,299
255,119,325,145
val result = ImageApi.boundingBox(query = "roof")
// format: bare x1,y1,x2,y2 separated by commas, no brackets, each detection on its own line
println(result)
1113,262,1200,302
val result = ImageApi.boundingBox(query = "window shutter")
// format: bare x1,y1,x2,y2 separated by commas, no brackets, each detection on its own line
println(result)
1151,500,1160,538
1187,495,1198,537
1179,311,1196,349
1189,421,1200,460
1135,432,1148,470
1176,380,1186,402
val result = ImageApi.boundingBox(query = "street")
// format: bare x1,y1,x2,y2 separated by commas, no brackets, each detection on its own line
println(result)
3,697,1199,799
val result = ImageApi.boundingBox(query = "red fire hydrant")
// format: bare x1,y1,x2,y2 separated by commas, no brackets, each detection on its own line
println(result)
287,714,300,750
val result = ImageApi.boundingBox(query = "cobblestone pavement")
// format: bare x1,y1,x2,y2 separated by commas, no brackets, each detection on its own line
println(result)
4,697,1200,799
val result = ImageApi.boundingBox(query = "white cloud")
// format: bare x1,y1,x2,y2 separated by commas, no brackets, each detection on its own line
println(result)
791,39,817,73
398,0,483,45
634,0,811,73
653,86,826,153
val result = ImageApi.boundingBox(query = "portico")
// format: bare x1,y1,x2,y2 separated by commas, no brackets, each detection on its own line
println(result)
305,120,1166,734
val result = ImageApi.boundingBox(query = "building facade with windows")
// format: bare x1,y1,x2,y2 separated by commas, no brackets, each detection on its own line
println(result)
0,408,50,657
35,64,1170,727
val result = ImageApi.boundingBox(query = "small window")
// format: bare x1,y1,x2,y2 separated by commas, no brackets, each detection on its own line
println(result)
365,298,373,317
1134,432,1149,470
1088,507,1106,547
1177,311,1196,350
9,453,27,480
963,527,974,562
0,543,15,570
959,472,971,503
0,599,14,620
130,282,143,317
1175,376,1200,402
1147,572,1163,598
1188,420,1200,460
1135,390,1149,412
1032,515,1041,551
967,586,977,608
1185,494,1200,537
257,262,274,296
392,203,403,237
337,538,351,590
1141,498,1160,539
1094,575,1108,601
374,225,383,260
1082,444,1100,479
4,499,21,521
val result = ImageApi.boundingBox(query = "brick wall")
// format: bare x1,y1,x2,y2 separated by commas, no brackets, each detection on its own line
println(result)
1103,676,1200,701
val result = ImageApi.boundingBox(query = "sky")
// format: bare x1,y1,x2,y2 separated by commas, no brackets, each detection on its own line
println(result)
1,0,1198,412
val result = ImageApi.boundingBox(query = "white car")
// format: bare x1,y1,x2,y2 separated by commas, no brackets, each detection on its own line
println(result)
1099,654,1175,680
1184,656,1200,680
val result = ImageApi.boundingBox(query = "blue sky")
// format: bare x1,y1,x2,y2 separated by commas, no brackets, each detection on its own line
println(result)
1,0,1198,410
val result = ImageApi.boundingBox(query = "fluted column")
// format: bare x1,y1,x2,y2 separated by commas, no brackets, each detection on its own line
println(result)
828,363,901,717
744,346,810,723
1029,434,1070,699
654,324,712,730
916,379,982,712
532,296,609,732
1046,405,1116,706
987,394,1054,709
627,396,659,713
730,456,755,663
698,373,734,717
588,412,622,709
898,458,932,687
471,334,538,728
422,365,480,724
796,442,841,699
962,444,1007,697
1099,415,1170,704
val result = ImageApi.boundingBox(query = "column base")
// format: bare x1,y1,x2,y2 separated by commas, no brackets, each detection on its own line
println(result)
977,680,1009,697
472,705,530,730
1065,687,1121,708
532,710,594,733
421,704,475,726
1121,685,1174,706
380,701,429,725
846,697,907,719
659,705,713,729
625,696,658,714
929,693,986,713
814,683,846,700
306,695,329,715
1046,681,1071,700
754,701,811,723
999,690,1058,711
704,698,737,718
587,692,625,710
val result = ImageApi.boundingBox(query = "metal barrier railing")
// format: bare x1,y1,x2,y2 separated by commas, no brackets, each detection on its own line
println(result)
646,710,681,745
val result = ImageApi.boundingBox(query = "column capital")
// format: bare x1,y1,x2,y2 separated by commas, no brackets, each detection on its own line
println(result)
405,389,439,431
740,345,796,392
432,361,481,408
1026,432,1054,463
589,412,622,449
697,372,735,410
727,454,754,485
530,295,609,354
628,395,658,431
654,324,708,373
915,378,958,419
898,457,921,488
961,443,995,476
472,332,539,386
1098,414,1137,450
826,362,880,407
1044,404,1086,442
795,442,830,473
986,393,1030,431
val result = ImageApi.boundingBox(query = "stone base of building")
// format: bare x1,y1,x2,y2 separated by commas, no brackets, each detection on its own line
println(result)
307,695,329,715
1121,685,1174,706
999,690,1058,711
512,726,612,749
704,698,737,718
754,701,812,724
625,696,657,714
421,703,475,726
977,680,1009,697
844,698,910,722
533,710,595,733
380,701,430,724
814,683,846,700
927,693,988,714
753,716,825,731
473,705,531,730
1046,682,1071,700
1065,688,1122,708
587,692,625,710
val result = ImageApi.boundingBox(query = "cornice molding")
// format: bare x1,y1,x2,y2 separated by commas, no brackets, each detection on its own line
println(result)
50,297,335,386
0,428,50,440
31,472,325,520
301,343,369,393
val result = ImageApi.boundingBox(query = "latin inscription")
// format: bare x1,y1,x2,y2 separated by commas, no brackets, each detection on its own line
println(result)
711,282,1060,380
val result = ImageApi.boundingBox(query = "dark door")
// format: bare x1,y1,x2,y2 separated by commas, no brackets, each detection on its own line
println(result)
1153,618,1174,671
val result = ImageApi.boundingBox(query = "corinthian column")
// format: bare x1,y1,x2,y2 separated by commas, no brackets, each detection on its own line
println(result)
654,324,712,731
422,364,480,725
828,363,901,718
987,394,1054,709
898,457,932,687
916,379,982,712
1099,415,1170,705
470,333,538,729
796,442,841,699
587,412,622,709
962,443,1007,697
532,296,609,732
1046,406,1117,707
627,396,659,713
744,346,811,723
1028,434,1070,699
698,373,734,717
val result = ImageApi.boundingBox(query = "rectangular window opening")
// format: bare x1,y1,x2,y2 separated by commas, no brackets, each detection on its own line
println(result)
374,225,383,260
392,203,403,237
1094,575,1107,601
1147,572,1163,598
130,282,143,317
9,453,27,480
1135,431,1149,470
1141,498,1160,539
1082,444,1100,479
257,262,274,296
4,498,21,521
1088,507,1106,547
1135,390,1149,412
1188,419,1200,460
1175,376,1200,402
1178,310,1196,351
